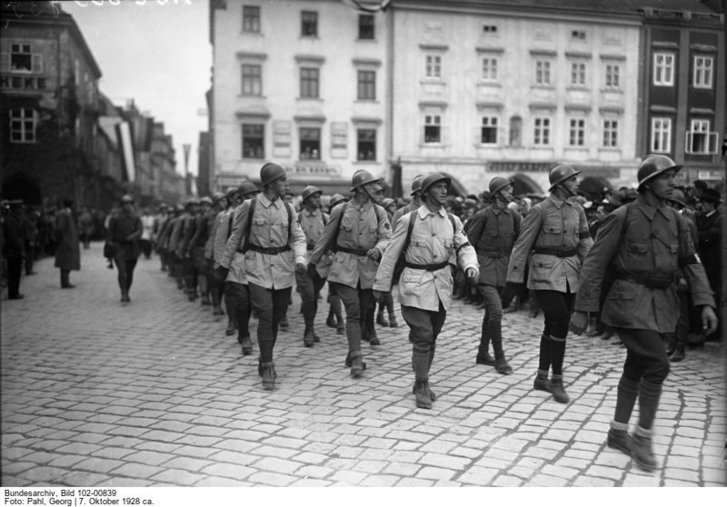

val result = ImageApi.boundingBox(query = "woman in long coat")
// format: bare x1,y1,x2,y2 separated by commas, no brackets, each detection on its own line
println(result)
54,198,81,288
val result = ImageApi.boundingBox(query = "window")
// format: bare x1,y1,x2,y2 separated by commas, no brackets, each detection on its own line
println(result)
570,62,586,86
357,129,376,161
481,116,498,144
535,60,551,85
242,5,260,33
10,43,32,72
693,56,713,89
651,117,672,153
299,127,321,159
482,57,498,82
9,108,36,143
571,30,586,40
482,25,498,33
568,118,585,147
241,64,262,96
686,119,718,154
300,68,319,98
654,53,675,86
603,120,619,147
605,64,620,88
242,124,264,159
425,55,441,78
424,115,441,143
301,11,318,37
533,117,550,145
358,14,374,39
357,70,376,100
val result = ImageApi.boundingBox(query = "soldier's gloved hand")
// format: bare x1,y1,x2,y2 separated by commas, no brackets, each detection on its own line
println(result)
569,311,588,335
367,248,381,261
501,282,522,309
465,267,478,282
295,262,307,275
701,306,719,336
214,266,229,282
373,290,387,303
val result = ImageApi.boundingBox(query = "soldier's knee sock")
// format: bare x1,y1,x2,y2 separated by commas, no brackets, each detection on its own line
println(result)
550,335,566,376
258,339,274,363
637,379,662,431
614,375,640,425
538,334,552,372
412,348,430,382
488,318,504,359
346,317,362,352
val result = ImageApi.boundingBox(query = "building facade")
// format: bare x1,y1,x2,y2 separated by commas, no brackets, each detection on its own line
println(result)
0,1,104,207
209,0,390,194
640,3,725,184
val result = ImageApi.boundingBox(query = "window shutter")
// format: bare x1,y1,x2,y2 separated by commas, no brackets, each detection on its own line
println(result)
32,54,43,74
0,53,9,73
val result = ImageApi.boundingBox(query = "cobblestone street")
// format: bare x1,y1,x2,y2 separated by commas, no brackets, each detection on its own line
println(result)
2,243,725,487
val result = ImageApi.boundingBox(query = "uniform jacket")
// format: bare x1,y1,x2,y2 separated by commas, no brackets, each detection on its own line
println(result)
697,210,721,280
2,213,25,258
54,208,81,271
221,193,306,290
575,196,714,333
178,213,198,257
202,209,219,260
167,214,187,254
466,203,521,287
213,207,246,284
373,205,478,312
310,199,391,290
507,195,592,292
108,211,142,260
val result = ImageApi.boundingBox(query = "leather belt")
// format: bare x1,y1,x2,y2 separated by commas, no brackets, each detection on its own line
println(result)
616,272,676,290
240,244,291,255
404,261,450,271
533,247,578,257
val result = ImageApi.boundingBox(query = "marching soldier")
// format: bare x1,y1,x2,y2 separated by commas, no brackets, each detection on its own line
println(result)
570,155,717,472
373,173,478,409
187,196,214,306
297,185,329,347
503,164,593,403
177,199,199,300
215,181,260,354
203,192,228,315
466,177,521,374
309,170,391,378
216,164,306,389
391,174,423,231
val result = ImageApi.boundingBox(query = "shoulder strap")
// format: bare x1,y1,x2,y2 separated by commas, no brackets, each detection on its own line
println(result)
285,201,293,244
241,198,257,253
401,210,417,258
447,212,456,235
331,202,348,252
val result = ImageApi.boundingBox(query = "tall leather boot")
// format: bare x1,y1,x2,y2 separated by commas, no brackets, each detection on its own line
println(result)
476,314,495,365
489,319,512,374
412,351,432,409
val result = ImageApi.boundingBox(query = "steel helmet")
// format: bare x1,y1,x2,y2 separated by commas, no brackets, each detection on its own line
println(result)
238,180,260,197
350,170,381,192
488,177,511,196
260,162,287,186
420,172,451,195
185,198,199,207
668,188,687,208
225,187,239,198
329,193,346,208
548,164,581,191
175,203,185,212
382,198,396,209
637,155,681,189
302,185,322,202
120,194,134,204
212,191,225,202
410,174,424,196
199,196,213,206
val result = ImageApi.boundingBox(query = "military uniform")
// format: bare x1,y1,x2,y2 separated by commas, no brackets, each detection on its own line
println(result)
507,168,592,402
220,191,306,381
373,178,478,409
466,188,521,370
297,201,329,347
310,186,391,376
178,203,199,300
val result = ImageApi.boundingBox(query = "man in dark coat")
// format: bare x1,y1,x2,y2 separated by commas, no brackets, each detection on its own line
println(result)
696,187,722,340
54,198,81,289
2,200,26,299
108,195,143,303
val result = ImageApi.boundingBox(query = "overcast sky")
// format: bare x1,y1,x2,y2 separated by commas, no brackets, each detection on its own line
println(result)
63,0,212,178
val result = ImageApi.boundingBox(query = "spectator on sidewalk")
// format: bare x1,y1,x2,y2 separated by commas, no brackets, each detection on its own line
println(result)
54,198,81,289
139,207,155,260
77,206,94,249
2,200,26,299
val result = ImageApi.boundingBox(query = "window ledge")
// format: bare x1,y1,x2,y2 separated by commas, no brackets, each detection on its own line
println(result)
354,99,380,105
530,84,555,90
296,97,324,103
601,88,623,93
598,147,621,152
356,38,377,43
566,86,589,91
240,31,264,37
299,35,320,41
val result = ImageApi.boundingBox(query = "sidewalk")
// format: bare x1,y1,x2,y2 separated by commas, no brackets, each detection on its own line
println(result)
1,242,725,487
